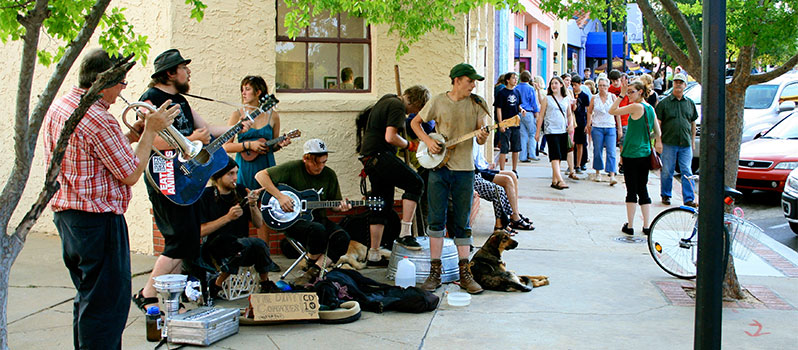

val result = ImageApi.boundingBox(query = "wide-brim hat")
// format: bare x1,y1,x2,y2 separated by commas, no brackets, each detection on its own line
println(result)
151,49,191,78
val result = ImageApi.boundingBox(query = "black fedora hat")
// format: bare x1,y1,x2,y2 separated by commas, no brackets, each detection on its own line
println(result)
151,49,191,78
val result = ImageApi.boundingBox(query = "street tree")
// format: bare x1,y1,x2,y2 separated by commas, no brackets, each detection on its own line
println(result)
0,1,206,348
541,0,798,299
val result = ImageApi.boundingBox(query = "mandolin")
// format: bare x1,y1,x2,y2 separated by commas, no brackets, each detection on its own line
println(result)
240,129,301,162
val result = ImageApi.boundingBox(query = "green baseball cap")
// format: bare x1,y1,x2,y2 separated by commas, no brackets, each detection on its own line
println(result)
449,63,484,81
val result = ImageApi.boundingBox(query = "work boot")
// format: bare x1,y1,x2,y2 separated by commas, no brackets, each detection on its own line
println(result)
420,259,442,291
458,259,483,294
292,264,321,287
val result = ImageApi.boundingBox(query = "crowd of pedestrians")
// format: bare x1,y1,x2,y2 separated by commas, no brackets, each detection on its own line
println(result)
491,67,697,236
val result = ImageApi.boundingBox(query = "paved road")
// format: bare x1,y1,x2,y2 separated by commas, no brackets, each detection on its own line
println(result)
737,190,798,252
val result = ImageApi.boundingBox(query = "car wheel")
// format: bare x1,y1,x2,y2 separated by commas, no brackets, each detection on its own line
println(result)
790,222,798,235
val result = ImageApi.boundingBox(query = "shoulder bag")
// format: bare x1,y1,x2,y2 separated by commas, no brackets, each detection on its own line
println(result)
642,105,662,170
552,96,574,151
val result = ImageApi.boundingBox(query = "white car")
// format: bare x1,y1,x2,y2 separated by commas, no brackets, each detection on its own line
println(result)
781,167,798,234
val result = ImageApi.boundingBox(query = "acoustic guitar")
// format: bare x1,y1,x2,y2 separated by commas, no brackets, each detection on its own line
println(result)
145,94,278,206
416,115,520,169
259,184,383,230
240,129,302,162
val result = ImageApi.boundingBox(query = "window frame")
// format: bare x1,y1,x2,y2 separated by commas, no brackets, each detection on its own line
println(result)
275,5,372,93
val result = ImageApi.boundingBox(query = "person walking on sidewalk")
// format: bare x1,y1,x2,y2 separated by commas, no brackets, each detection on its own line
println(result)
359,86,430,265
570,75,591,175
516,70,540,162
586,76,621,185
411,63,489,294
494,72,525,175
535,76,574,190
532,75,548,157
609,80,662,235
655,73,698,207
43,49,178,349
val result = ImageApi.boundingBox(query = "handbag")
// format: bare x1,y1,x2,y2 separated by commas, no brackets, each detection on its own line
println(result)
552,96,574,152
642,105,662,170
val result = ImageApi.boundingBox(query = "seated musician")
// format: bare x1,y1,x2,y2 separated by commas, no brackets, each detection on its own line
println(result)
199,157,279,296
255,139,352,286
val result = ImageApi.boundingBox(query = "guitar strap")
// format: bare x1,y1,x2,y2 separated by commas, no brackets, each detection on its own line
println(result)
470,94,493,119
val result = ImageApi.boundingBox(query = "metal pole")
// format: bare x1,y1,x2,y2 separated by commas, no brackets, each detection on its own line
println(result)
606,3,612,72
695,0,726,347
622,32,627,73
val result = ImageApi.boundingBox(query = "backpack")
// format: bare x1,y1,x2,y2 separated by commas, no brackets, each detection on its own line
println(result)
355,104,374,153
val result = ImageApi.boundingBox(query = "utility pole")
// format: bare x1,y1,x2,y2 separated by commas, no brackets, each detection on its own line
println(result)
695,0,726,347
606,1,612,72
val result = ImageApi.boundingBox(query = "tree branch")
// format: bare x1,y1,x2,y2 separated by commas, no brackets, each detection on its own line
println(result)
635,0,695,79
658,0,701,73
0,0,113,232
749,51,798,84
14,58,136,242
732,44,755,86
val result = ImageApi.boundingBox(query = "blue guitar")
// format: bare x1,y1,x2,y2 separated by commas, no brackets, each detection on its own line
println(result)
145,94,279,206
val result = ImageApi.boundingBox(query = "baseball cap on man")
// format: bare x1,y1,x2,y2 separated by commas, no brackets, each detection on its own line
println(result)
673,73,688,82
449,63,484,81
303,139,334,154
151,49,191,78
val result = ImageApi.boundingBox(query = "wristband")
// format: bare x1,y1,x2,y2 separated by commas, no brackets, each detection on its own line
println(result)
407,140,419,152
243,141,248,151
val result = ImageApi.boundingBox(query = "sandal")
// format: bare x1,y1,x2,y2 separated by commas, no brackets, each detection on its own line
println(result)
568,172,579,180
132,288,159,314
494,226,518,236
510,219,535,231
519,214,533,225
553,181,569,190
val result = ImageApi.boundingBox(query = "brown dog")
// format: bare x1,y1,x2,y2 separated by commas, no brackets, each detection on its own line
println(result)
469,230,549,292
296,241,391,271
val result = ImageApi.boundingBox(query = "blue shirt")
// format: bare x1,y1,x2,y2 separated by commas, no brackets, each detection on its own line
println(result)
515,82,540,113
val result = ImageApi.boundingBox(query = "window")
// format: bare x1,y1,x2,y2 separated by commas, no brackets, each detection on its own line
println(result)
276,1,371,92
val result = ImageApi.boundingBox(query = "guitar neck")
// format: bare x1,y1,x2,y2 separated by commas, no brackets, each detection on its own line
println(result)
306,200,370,210
206,108,264,152
264,134,286,148
444,124,499,148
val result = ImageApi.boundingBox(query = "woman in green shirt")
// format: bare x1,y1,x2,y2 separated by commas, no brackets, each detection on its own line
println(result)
609,80,662,236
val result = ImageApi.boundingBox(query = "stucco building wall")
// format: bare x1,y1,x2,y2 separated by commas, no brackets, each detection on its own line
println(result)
1,0,495,254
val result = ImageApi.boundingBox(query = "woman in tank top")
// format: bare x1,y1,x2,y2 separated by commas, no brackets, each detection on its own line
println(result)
535,76,574,190
586,77,621,185
609,79,662,236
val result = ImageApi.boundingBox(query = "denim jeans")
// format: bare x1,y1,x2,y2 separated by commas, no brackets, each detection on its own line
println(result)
660,143,695,203
519,114,539,161
426,167,474,246
590,127,617,173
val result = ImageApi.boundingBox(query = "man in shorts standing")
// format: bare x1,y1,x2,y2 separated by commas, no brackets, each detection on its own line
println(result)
494,72,525,176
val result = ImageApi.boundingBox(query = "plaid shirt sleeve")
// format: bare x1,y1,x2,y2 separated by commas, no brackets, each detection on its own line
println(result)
87,109,139,182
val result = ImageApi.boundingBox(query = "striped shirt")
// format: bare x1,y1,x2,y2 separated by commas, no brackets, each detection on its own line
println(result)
43,87,139,214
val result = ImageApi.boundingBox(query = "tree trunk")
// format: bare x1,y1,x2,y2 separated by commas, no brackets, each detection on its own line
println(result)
721,82,747,300
0,231,25,350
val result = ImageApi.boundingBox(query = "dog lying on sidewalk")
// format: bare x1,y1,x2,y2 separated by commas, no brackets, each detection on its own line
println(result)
470,230,549,292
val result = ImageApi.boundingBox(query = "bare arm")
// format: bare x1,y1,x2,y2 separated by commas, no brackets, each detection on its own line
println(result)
585,97,595,134
385,126,409,148
200,205,242,238
246,188,264,228
255,168,294,213
411,114,441,154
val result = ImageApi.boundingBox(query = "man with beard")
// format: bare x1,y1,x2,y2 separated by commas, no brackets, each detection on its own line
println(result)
133,49,250,312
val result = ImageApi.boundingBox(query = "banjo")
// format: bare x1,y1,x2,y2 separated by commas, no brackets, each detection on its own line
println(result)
416,115,520,169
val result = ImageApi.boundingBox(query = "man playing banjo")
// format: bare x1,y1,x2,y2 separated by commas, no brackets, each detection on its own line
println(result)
410,63,490,294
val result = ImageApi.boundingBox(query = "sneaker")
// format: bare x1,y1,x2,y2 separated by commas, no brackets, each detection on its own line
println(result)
395,236,422,251
621,223,634,235
575,168,583,174
684,201,698,208
618,164,624,174
580,165,587,171
661,196,671,205
520,159,531,163
642,227,651,236
366,257,390,268
609,176,618,186
259,280,281,293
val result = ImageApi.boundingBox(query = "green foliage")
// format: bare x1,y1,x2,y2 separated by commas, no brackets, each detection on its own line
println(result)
280,0,523,58
0,0,207,67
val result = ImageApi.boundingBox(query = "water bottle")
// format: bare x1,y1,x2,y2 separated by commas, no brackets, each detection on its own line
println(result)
145,306,162,342
395,256,416,288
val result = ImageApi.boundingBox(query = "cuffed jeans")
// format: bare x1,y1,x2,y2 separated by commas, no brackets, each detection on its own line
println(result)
426,167,474,246
519,114,539,161
660,143,695,203
591,127,617,173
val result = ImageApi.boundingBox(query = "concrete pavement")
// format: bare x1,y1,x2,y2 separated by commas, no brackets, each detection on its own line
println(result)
7,160,798,349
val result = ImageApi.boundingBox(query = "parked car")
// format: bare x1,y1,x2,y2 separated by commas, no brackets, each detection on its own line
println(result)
781,167,798,234
736,111,798,193
678,74,798,171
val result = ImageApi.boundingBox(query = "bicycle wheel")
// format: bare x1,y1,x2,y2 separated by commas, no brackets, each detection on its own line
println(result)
648,207,698,279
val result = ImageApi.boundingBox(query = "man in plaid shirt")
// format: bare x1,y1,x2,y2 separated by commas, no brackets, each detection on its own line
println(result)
43,49,178,350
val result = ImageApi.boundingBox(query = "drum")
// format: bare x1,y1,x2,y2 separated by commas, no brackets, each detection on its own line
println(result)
386,237,460,284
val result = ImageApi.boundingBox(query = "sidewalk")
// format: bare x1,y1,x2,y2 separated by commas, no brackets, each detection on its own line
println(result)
7,160,798,349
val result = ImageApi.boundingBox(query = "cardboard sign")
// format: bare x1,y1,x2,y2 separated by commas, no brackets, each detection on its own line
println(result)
249,293,319,321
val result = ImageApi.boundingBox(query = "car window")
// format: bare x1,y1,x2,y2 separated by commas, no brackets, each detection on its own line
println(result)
744,84,778,109
684,84,701,104
781,83,798,99
763,113,798,139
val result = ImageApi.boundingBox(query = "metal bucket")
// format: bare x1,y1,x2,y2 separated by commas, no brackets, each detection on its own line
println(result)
153,274,187,293
386,237,460,284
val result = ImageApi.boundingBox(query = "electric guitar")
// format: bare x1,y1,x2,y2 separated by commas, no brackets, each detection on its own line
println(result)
259,184,383,230
145,94,279,206
240,129,302,161
416,115,520,169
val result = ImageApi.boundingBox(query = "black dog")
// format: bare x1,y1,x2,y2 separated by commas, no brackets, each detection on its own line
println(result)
469,230,549,292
